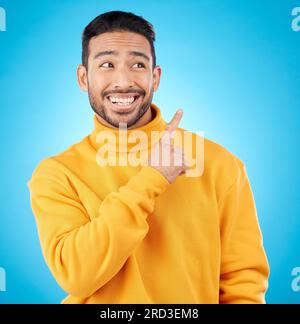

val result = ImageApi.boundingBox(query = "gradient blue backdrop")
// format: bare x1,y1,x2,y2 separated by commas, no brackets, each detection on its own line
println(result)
0,0,299,304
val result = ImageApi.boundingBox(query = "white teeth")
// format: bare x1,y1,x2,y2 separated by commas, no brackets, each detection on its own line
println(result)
116,102,130,106
109,96,135,104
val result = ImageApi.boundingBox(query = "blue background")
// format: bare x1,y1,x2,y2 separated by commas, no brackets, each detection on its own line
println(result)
0,0,299,304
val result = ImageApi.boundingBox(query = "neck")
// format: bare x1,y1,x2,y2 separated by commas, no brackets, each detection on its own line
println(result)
96,107,153,130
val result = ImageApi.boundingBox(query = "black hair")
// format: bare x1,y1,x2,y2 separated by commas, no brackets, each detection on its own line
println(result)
82,11,156,69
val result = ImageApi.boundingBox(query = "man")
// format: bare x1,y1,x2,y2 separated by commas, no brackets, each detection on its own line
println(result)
28,11,269,304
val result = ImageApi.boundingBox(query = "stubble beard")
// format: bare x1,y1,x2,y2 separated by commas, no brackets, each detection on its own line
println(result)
88,89,154,129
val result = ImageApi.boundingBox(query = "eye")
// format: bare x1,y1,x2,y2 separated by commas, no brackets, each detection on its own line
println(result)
100,62,113,68
132,63,146,69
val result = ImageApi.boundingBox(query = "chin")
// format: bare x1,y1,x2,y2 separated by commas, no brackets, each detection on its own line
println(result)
108,111,139,128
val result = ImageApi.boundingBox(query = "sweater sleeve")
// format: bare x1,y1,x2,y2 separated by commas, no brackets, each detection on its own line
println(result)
218,161,269,304
28,159,169,299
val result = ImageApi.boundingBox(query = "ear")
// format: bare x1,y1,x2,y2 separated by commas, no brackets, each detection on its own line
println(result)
153,65,162,92
77,64,88,92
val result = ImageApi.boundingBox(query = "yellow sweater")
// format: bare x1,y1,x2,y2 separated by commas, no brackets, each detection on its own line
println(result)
28,104,269,304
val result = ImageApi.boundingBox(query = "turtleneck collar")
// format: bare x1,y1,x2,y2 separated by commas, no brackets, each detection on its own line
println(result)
89,103,167,153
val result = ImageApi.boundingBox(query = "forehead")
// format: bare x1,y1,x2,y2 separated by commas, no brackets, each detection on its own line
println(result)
89,31,151,55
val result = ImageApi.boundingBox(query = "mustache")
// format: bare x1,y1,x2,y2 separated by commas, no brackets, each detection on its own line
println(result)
102,89,145,98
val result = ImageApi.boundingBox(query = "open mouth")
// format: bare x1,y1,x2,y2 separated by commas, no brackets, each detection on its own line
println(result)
106,94,142,113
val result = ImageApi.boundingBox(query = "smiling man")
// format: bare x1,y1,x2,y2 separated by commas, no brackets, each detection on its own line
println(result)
79,29,158,129
28,11,269,304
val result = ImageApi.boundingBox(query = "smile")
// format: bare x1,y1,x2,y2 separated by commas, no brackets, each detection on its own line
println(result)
106,94,142,113
108,95,139,105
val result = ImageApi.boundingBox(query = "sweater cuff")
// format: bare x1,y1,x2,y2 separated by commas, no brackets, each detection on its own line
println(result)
126,166,170,201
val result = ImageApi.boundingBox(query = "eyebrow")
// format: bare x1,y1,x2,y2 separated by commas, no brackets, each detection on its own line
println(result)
94,50,150,61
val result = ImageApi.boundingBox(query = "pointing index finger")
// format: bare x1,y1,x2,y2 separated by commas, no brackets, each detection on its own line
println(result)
166,109,183,134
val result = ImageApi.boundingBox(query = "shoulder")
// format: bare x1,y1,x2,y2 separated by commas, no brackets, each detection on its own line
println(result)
178,127,245,174
204,136,244,172
178,127,247,197
28,136,90,189
203,137,248,201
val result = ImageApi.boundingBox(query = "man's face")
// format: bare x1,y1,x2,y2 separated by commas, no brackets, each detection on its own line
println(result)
77,31,161,128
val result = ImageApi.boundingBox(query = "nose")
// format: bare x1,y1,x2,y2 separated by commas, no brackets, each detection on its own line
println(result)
111,68,135,89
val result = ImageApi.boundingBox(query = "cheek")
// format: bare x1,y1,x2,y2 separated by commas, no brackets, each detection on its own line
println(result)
88,73,107,93
139,74,153,93
88,63,109,85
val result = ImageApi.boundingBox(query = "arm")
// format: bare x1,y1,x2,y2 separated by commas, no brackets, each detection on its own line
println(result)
28,158,169,299
218,161,269,304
